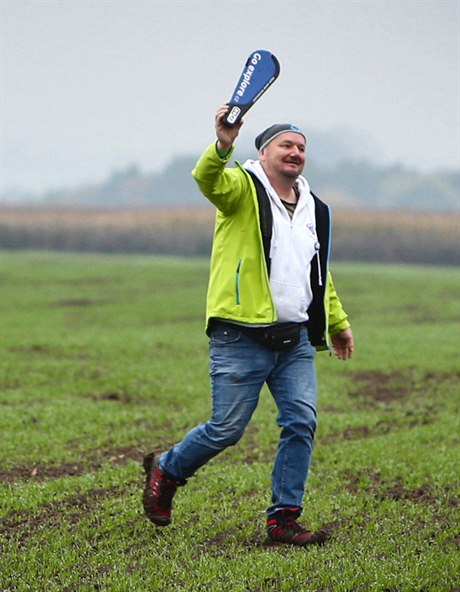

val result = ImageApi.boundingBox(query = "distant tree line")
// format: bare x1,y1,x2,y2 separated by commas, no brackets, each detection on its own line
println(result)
4,154,459,212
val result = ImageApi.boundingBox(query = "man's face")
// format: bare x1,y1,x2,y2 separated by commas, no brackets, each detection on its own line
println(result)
259,132,306,180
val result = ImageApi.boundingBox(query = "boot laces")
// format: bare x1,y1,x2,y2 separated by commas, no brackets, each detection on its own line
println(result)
285,518,305,534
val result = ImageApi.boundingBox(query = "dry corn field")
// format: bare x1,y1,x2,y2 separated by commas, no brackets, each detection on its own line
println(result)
1,206,458,264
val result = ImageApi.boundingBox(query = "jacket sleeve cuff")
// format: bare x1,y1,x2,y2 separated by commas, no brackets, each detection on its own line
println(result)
329,319,351,335
214,141,234,162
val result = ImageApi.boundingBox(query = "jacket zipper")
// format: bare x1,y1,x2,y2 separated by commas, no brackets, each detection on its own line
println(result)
235,259,243,305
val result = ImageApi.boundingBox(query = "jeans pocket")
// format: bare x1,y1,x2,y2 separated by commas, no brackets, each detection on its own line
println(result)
210,327,241,346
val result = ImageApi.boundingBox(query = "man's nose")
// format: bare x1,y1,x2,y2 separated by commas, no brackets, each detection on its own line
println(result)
289,146,303,157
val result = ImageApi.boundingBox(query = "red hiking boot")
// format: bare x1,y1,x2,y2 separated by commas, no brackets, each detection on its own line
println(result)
142,452,185,526
267,507,327,546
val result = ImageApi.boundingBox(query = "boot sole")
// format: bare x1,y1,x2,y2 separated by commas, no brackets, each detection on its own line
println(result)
267,531,328,546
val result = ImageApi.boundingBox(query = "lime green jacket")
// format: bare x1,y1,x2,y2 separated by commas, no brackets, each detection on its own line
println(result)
192,143,350,350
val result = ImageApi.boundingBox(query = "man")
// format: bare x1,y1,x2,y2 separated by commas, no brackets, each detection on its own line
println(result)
143,104,354,546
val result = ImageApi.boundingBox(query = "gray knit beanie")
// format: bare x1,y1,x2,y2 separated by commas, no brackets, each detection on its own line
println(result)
255,123,306,151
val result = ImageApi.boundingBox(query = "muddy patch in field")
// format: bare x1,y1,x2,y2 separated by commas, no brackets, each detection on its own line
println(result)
343,469,458,508
348,370,411,403
1,485,126,543
349,369,459,407
0,445,144,482
87,391,144,404
9,343,51,354
319,424,375,444
53,298,109,307
85,390,171,405
319,405,437,444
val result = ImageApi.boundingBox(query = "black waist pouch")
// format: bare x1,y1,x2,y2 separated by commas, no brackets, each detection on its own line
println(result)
239,322,303,351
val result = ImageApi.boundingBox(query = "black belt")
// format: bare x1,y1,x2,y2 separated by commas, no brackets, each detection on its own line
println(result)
211,320,304,351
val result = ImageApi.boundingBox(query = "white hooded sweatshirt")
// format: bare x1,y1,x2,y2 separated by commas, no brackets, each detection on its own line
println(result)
243,159,321,323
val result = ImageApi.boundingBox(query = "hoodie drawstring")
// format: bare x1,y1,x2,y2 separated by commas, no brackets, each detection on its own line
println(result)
316,251,323,287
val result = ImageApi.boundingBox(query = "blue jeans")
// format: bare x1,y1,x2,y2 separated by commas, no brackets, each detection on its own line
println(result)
159,324,317,515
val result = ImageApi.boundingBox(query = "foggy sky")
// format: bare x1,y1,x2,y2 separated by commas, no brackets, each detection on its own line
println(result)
2,0,459,193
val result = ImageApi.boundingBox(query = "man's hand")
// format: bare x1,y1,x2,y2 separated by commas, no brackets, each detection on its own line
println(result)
330,328,354,361
215,104,244,153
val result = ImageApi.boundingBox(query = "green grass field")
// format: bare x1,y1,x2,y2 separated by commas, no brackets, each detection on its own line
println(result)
1,251,459,592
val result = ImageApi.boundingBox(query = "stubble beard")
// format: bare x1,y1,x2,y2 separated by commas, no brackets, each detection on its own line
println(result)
280,164,303,180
